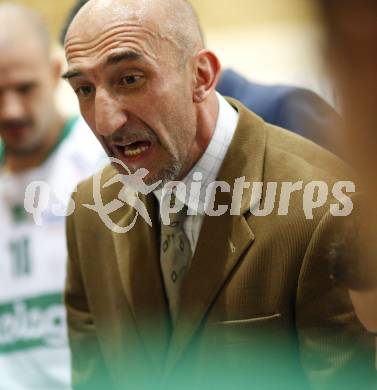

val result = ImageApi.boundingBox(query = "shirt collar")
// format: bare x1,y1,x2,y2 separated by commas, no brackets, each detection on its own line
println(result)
154,93,239,214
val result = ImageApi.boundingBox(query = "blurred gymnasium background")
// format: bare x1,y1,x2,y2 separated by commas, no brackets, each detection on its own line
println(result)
14,0,332,115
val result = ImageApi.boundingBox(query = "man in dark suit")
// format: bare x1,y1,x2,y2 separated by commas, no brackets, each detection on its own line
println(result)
217,69,340,154
62,0,375,389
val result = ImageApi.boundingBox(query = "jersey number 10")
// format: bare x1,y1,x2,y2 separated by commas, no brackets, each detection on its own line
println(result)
9,237,32,278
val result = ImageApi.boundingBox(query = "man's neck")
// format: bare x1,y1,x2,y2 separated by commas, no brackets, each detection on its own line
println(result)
3,112,65,173
178,92,220,180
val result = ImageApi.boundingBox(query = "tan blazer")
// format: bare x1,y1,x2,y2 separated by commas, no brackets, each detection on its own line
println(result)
65,99,376,389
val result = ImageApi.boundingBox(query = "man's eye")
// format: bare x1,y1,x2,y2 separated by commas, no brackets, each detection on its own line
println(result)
75,86,93,97
17,83,35,95
120,75,144,87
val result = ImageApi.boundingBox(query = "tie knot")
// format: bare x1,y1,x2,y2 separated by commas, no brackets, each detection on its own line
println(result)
161,192,187,228
168,206,187,226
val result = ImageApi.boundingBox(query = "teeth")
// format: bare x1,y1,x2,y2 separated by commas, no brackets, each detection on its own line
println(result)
124,145,150,157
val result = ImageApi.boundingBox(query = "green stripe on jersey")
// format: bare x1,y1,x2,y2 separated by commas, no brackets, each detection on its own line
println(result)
44,116,78,162
0,139,4,165
0,292,66,353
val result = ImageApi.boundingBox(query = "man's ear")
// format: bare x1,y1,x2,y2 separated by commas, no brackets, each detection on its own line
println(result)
192,49,221,103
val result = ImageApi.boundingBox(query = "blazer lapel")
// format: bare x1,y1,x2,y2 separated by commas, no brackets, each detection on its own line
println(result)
164,99,268,375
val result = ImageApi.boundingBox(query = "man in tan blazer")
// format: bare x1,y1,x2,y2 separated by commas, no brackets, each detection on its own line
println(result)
63,0,376,388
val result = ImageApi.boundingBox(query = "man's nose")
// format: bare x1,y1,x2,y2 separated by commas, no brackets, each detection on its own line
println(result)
0,91,25,120
94,89,128,136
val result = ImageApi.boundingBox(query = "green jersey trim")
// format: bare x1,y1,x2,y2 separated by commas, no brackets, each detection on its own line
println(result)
0,116,78,167
0,139,4,165
0,292,66,353
44,116,78,162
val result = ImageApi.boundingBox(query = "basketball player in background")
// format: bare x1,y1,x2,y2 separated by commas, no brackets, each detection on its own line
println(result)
0,3,104,388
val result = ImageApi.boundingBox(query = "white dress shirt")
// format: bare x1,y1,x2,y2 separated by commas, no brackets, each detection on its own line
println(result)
154,93,239,255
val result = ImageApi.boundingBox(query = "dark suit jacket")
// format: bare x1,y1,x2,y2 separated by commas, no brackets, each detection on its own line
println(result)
217,69,340,154
65,99,375,390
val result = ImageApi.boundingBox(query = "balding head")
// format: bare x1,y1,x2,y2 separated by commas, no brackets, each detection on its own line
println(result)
0,3,62,165
63,0,221,185
0,3,50,58
66,0,204,65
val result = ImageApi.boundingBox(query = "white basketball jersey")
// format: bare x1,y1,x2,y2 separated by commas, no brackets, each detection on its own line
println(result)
0,117,106,390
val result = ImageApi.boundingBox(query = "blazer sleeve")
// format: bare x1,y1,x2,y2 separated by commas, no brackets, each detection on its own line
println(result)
296,209,377,389
65,190,115,390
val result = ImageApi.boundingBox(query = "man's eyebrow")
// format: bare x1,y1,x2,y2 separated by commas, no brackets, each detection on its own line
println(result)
105,50,143,66
61,51,143,80
61,70,82,80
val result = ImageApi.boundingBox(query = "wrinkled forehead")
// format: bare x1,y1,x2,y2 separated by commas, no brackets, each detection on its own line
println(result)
0,38,49,76
0,27,47,54
65,0,174,56
66,2,147,44
65,2,179,65
0,58,46,89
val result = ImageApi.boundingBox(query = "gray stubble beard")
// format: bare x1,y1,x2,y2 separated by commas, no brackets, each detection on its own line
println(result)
145,157,183,190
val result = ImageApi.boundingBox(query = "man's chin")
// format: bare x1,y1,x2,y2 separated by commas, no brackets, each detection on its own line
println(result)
141,169,180,189
154,165,183,187
3,140,43,157
109,149,182,190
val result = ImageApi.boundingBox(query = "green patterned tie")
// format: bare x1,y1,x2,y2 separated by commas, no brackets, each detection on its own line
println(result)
160,199,192,325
